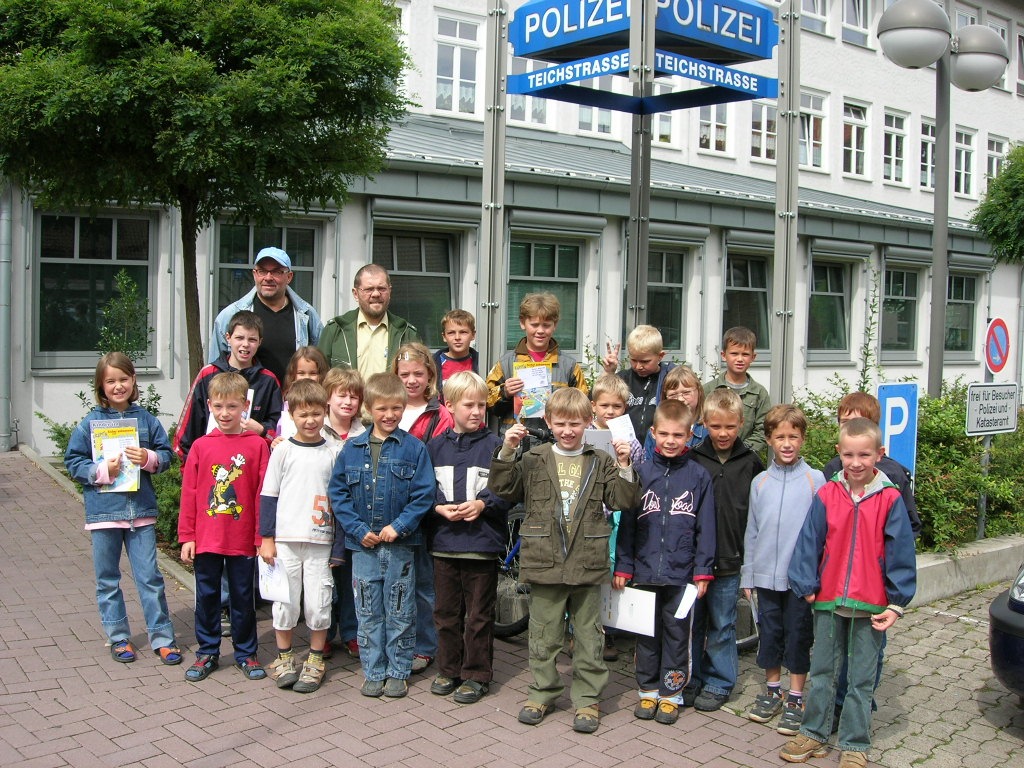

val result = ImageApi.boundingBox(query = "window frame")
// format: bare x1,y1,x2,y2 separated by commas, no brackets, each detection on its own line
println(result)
750,101,778,162
842,102,869,177
986,135,1007,182
577,76,613,135
986,17,1009,90
506,238,583,352
842,0,871,47
509,57,549,126
698,103,730,153
881,267,921,360
944,271,978,357
807,261,851,356
953,128,975,197
645,247,690,353
799,91,826,169
801,0,829,34
723,251,771,353
920,119,936,190
435,15,481,116
33,210,157,370
883,110,907,183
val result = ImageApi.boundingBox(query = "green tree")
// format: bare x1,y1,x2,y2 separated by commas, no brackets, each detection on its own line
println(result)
972,144,1024,265
0,0,408,377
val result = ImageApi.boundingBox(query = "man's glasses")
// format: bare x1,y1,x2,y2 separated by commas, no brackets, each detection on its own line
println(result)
357,286,390,296
254,267,289,278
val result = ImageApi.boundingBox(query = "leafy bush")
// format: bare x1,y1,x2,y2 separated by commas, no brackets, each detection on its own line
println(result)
154,460,182,546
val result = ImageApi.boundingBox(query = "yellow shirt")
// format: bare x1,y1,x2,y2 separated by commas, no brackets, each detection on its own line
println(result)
356,310,391,379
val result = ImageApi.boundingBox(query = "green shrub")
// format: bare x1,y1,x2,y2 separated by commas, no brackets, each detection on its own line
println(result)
154,460,182,546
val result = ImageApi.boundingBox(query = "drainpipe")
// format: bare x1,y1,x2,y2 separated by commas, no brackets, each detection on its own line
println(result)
0,181,13,451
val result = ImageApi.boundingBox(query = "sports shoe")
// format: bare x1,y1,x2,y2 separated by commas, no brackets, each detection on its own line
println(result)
219,608,231,637
267,654,299,689
654,700,680,725
747,688,784,722
292,654,326,693
185,654,218,682
694,690,729,712
780,734,829,763
839,751,868,768
430,675,459,695
236,656,267,680
634,698,657,720
453,680,489,704
361,678,385,697
572,706,600,733
411,654,433,673
517,702,552,725
777,696,805,736
345,639,360,658
682,686,699,707
382,677,409,698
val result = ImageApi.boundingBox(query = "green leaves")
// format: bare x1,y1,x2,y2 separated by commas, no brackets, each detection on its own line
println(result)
971,144,1024,265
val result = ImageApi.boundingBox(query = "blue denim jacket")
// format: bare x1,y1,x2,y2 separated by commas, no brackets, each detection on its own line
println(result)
64,404,172,524
328,427,434,562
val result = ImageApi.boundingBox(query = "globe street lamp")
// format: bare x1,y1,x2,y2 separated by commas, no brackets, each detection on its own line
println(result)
877,0,1009,398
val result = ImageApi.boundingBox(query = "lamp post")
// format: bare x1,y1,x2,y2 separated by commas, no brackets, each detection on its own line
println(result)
877,0,1009,398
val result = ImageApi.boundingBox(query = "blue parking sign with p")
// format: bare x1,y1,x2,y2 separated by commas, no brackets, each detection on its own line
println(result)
877,383,919,476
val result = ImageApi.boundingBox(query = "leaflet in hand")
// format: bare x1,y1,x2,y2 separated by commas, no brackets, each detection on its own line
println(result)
606,414,637,444
600,583,656,636
513,362,552,419
258,557,290,604
89,419,140,493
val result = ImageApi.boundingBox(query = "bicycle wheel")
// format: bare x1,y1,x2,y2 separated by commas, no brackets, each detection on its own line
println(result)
736,588,759,652
494,507,530,639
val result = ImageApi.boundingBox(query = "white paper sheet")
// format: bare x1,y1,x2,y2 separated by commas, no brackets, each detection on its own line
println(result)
600,583,656,636
258,557,290,604
606,414,637,444
673,583,700,619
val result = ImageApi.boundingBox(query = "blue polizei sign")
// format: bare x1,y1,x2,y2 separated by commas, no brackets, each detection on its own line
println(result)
510,0,779,65
878,383,919,476
508,48,777,99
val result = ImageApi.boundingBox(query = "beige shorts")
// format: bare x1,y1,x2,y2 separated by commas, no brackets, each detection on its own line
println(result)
271,542,333,632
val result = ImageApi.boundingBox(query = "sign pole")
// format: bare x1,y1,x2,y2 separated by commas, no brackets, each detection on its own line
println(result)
625,0,656,329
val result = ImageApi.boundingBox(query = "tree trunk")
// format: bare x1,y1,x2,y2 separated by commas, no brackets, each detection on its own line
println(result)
178,198,205,380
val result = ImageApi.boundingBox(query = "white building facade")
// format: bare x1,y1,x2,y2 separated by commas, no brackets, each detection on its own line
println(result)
3,0,1023,452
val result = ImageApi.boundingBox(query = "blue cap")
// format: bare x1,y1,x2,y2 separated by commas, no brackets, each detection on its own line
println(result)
254,247,291,271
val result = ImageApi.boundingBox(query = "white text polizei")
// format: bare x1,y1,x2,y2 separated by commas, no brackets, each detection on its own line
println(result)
656,0,764,47
523,0,628,45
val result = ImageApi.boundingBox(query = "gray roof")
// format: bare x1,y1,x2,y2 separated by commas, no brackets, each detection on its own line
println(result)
386,112,968,228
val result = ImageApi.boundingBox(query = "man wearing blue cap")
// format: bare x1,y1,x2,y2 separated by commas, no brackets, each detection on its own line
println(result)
210,247,324,384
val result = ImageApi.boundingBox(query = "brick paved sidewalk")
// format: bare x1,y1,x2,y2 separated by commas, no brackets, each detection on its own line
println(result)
1,449,1021,767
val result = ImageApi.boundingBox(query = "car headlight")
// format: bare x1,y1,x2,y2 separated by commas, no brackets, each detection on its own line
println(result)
1011,564,1024,603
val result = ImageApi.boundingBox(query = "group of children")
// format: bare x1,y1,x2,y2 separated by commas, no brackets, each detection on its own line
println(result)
66,293,916,768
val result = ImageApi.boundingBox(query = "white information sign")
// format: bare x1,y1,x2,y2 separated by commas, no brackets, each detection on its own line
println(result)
965,383,1019,436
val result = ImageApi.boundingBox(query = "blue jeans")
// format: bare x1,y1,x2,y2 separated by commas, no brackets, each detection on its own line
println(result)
352,544,417,681
328,557,358,644
802,611,885,753
91,525,175,649
193,553,257,663
413,546,438,657
690,573,740,696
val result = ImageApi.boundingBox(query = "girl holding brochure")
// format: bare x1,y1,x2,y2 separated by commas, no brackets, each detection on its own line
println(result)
65,352,182,666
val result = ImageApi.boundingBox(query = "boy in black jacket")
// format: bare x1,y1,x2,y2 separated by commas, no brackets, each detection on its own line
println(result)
614,399,716,726
688,389,765,711
426,372,512,704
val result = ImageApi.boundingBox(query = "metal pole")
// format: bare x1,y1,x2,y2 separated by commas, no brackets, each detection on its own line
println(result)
927,47,951,399
480,1,508,369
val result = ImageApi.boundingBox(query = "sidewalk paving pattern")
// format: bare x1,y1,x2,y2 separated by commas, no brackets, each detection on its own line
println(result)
0,450,1021,767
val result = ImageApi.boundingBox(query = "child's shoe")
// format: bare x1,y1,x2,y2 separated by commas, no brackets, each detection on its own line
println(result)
747,687,784,722
361,678,385,697
185,654,218,682
453,680,489,704
602,634,619,661
517,702,552,725
267,653,299,689
633,698,657,720
572,706,600,733
430,675,460,695
779,734,829,763
654,701,680,725
382,677,409,698
839,751,867,768
219,608,231,637
345,639,360,658
693,690,729,712
411,654,433,673
236,656,267,680
777,694,805,736
292,653,326,694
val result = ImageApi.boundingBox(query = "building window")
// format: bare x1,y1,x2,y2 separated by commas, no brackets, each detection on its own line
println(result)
920,120,936,189
882,269,918,352
578,77,612,134
801,0,828,33
216,223,317,316
799,92,825,168
36,213,153,366
647,250,687,350
842,0,870,46
654,81,674,144
699,104,728,152
807,263,849,351
843,103,868,176
955,8,977,29
954,129,974,196
987,18,1009,89
945,273,976,353
1018,33,1024,96
987,136,1007,180
883,111,906,182
510,57,548,125
436,17,479,114
372,231,454,350
723,255,770,349
507,241,580,350
751,102,777,161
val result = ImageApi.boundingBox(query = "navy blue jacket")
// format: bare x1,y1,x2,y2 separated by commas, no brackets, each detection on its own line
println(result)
615,450,717,586
426,427,512,556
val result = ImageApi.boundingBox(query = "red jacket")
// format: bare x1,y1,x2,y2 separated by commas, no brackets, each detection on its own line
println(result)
406,397,453,442
178,430,269,556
